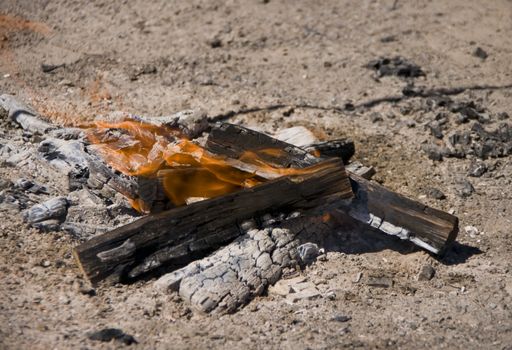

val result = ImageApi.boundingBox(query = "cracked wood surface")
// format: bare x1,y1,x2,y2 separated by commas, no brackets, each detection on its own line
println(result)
73,156,352,285
206,123,458,254
155,212,333,314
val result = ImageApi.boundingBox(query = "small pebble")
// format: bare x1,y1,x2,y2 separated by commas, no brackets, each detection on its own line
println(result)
426,187,446,200
417,264,436,281
464,225,479,238
87,328,138,345
468,161,487,177
473,47,488,59
208,37,222,48
331,315,351,323
370,112,383,123
455,179,475,198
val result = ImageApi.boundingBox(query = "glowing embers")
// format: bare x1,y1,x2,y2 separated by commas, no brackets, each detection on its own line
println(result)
87,119,319,211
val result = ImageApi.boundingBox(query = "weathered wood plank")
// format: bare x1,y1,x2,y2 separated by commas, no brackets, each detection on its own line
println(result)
206,123,458,254
340,174,458,254
73,157,353,285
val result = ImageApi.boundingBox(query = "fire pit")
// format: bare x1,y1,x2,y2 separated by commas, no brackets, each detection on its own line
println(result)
0,94,458,314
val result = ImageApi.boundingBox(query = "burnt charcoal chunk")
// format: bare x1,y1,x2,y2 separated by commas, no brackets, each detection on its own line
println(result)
426,187,446,200
208,37,222,48
331,315,352,322
455,179,475,198
88,328,137,345
446,123,512,160
418,264,436,281
497,112,509,120
306,139,355,164
41,63,63,73
14,178,48,194
473,47,488,59
380,35,397,43
427,121,444,139
370,112,383,123
24,197,69,224
68,165,89,191
422,143,446,161
365,56,425,78
468,161,487,177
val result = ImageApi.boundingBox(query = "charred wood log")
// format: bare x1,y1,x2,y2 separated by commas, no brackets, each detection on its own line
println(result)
206,123,458,255
73,158,353,285
155,212,333,314
0,94,55,134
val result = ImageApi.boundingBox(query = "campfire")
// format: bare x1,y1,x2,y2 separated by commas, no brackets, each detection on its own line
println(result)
86,119,332,210
0,94,458,314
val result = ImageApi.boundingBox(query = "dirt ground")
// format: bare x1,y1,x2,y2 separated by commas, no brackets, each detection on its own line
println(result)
1,0,512,349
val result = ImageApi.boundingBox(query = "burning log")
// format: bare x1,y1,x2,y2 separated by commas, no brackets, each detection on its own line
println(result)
74,121,457,286
73,157,353,285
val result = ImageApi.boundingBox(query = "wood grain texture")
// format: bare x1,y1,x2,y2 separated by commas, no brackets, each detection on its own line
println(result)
74,157,352,285
206,123,458,254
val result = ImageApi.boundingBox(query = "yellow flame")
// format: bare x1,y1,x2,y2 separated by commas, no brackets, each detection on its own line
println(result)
86,119,321,212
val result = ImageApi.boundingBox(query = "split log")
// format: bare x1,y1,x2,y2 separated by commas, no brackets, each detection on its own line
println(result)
73,158,353,285
206,123,458,254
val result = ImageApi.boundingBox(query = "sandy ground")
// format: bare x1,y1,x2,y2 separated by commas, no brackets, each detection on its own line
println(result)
1,0,512,349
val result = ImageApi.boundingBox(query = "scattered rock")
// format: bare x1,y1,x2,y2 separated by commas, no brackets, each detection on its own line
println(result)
41,63,64,73
455,179,474,198
344,102,355,111
297,242,320,265
268,276,306,297
467,161,487,177
365,56,425,78
290,281,317,293
380,35,397,43
464,225,479,238
32,219,61,233
497,112,509,120
268,280,293,297
353,272,362,283
208,37,222,48
78,283,96,296
14,178,48,194
425,187,446,200
417,264,435,281
58,79,74,87
422,143,446,161
129,64,157,80
447,123,512,160
473,47,488,59
370,112,383,123
427,121,444,139
286,287,321,302
331,315,352,323
87,328,138,345
366,276,393,288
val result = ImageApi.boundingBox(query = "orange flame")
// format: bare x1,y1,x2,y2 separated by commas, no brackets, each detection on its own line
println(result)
86,119,322,211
